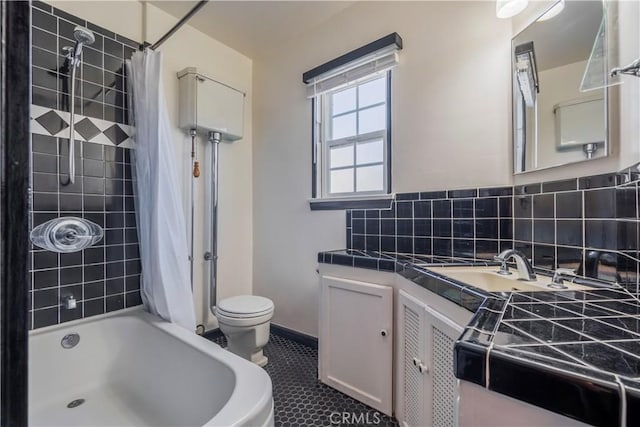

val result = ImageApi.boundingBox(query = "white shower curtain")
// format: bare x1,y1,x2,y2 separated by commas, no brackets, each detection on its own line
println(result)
126,50,196,331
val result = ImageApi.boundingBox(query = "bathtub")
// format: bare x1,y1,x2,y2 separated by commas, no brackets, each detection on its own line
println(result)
29,307,274,426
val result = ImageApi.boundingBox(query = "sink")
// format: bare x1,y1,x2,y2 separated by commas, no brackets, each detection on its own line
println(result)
427,266,593,293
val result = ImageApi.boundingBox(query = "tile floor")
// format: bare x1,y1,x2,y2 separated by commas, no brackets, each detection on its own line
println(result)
207,332,399,427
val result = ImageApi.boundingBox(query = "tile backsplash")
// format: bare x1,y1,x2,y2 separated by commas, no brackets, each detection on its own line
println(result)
29,2,142,329
31,1,136,123
347,170,640,296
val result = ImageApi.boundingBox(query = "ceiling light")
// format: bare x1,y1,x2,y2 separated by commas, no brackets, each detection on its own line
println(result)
538,0,565,22
496,0,529,19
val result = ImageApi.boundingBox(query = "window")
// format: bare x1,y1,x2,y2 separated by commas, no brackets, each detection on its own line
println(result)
315,72,391,198
303,33,402,207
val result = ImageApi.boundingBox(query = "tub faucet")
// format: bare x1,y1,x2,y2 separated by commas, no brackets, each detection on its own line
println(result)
62,295,77,310
494,249,537,281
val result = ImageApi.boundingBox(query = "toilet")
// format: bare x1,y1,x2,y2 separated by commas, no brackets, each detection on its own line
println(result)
215,295,275,367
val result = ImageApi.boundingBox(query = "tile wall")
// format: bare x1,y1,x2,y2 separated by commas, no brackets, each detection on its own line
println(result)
347,170,640,296
29,1,142,329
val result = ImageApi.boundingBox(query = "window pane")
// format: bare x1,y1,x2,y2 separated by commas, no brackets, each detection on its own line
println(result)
330,144,354,168
356,139,383,165
332,113,356,139
356,165,384,192
330,168,354,194
358,105,386,134
358,77,386,108
332,87,356,115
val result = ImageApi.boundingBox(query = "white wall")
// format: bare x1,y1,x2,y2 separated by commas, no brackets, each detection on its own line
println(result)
536,60,606,168
48,1,253,331
252,1,513,337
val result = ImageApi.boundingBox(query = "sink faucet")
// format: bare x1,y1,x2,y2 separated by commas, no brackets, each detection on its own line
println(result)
548,268,576,289
494,249,537,281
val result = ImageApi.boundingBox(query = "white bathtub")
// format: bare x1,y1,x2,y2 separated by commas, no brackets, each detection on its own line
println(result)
29,307,274,427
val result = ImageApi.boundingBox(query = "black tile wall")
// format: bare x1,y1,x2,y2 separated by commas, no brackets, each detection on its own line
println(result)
347,190,512,260
31,2,137,125
346,170,640,296
29,4,141,329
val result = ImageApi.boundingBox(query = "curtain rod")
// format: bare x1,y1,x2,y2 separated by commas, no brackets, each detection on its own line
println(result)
150,0,209,50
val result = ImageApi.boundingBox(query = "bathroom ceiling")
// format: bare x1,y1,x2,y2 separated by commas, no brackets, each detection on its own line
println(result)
516,0,603,71
150,1,356,58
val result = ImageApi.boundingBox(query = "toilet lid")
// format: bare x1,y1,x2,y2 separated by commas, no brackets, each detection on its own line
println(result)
216,296,274,318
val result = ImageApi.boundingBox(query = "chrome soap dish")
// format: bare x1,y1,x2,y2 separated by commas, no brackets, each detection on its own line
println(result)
30,217,103,253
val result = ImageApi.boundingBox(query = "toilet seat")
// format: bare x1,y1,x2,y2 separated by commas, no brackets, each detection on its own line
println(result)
216,295,274,319
216,311,273,327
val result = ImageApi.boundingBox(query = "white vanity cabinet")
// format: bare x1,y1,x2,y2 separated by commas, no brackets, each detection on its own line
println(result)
319,266,395,416
318,265,472,424
395,287,467,427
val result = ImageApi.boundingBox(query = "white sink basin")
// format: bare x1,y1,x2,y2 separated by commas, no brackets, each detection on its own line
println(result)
427,266,593,293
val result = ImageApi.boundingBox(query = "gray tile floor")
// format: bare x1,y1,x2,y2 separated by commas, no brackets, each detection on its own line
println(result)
207,333,399,427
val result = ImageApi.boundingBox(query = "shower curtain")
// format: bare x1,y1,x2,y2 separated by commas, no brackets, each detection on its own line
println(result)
126,50,196,332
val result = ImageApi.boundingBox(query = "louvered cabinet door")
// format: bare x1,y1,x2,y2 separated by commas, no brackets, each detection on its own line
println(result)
397,290,428,427
319,275,394,415
424,304,464,427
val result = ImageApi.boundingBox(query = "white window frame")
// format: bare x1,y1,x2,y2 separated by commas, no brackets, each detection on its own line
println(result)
314,72,391,199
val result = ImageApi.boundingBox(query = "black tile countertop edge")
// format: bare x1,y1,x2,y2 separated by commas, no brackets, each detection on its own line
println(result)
318,249,640,427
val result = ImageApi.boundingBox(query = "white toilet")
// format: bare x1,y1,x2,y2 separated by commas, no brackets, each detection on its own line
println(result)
215,295,275,367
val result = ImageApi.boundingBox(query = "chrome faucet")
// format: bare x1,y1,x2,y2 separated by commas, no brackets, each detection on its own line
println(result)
494,249,537,281
61,295,77,310
548,268,576,290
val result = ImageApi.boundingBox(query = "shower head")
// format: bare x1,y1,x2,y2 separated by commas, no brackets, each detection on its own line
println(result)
73,26,95,45
68,26,95,62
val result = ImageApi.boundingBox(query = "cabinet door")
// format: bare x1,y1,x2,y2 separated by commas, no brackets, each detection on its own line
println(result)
424,304,464,427
319,276,393,415
397,290,428,427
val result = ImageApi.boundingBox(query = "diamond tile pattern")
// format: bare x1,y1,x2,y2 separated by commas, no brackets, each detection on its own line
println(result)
209,333,399,427
103,124,129,145
75,117,101,140
31,105,133,148
35,109,68,134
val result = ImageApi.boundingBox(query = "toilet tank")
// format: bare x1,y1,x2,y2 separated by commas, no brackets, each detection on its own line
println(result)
177,67,245,141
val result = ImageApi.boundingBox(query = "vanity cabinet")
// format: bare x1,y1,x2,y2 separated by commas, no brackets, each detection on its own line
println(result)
396,289,464,427
318,265,471,424
319,273,394,415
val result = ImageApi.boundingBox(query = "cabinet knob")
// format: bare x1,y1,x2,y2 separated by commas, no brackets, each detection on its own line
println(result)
380,329,387,337
413,357,420,366
418,363,428,374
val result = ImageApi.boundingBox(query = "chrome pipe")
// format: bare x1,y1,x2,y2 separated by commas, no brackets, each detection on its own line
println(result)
206,131,221,312
150,0,209,50
67,55,78,184
62,26,95,185
189,128,197,289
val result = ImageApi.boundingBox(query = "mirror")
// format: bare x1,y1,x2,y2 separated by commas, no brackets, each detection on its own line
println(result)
513,0,610,173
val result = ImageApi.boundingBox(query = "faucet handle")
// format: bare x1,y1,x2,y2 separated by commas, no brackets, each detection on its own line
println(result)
549,268,576,289
553,268,577,280
494,255,512,276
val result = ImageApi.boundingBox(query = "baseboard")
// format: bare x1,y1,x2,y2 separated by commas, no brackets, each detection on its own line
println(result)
270,323,318,349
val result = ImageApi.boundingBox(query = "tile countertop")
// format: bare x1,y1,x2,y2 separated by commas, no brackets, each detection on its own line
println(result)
318,249,640,427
